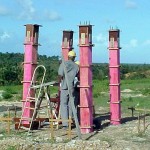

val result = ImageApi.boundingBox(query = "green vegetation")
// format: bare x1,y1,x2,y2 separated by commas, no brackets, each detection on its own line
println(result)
0,85,22,102
93,78,150,114
1,52,150,86
2,92,13,99
0,52,59,86
1,52,150,112
1,78,150,114
6,146,17,150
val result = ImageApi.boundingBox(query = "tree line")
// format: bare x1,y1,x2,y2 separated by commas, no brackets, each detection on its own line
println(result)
0,52,59,86
0,52,150,86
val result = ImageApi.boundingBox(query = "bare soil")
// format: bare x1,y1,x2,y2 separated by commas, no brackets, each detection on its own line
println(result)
0,101,150,150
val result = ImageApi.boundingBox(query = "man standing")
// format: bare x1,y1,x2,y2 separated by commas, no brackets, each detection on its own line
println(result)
58,50,79,128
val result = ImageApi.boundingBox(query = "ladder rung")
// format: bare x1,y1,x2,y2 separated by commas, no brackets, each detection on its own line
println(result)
39,105,47,108
21,117,32,121
25,107,35,110
22,100,35,102
27,97,36,100
30,86,39,89
20,126,29,130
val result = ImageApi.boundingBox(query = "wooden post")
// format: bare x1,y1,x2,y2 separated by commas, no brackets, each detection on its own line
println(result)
68,117,72,140
7,108,10,134
50,119,54,140
138,112,140,133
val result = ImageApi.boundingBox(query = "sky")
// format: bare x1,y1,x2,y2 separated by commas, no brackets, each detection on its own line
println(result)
0,0,150,64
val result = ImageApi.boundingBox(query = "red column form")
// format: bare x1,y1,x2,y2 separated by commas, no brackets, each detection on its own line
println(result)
62,30,73,60
108,28,121,125
22,24,41,125
79,25,93,133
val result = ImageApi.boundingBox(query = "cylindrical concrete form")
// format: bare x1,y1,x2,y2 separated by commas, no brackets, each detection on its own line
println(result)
108,29,121,125
62,30,73,60
79,25,93,133
22,24,41,124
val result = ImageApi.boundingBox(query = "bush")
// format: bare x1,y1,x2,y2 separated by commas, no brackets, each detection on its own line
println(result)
141,88,150,96
127,72,146,80
2,91,13,99
5,87,18,94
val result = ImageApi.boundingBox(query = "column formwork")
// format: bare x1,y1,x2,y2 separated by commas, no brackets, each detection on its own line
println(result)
108,29,121,125
62,30,73,60
22,24,41,124
79,25,94,133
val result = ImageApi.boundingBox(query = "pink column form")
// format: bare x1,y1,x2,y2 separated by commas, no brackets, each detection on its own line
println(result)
22,24,41,125
79,25,93,133
108,29,121,125
62,30,73,60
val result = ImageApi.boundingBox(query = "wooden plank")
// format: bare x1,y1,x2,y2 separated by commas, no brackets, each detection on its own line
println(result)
0,118,12,121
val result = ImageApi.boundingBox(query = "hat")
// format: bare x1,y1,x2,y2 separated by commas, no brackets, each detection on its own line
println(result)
68,50,76,57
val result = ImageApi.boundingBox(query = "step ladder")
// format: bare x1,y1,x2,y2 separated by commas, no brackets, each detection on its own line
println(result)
18,65,52,131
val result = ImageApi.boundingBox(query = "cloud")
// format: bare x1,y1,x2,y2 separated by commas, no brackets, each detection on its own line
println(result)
125,0,137,9
0,6,9,16
16,0,62,21
94,33,107,46
123,39,138,48
104,18,116,24
0,32,11,42
129,39,138,47
44,10,62,21
17,0,36,20
143,40,150,46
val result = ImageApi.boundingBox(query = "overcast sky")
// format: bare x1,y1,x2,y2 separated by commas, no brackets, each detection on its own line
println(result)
0,0,150,64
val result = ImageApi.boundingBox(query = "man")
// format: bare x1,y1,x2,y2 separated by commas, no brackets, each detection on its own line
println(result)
58,50,79,128
74,61,80,122
74,61,80,108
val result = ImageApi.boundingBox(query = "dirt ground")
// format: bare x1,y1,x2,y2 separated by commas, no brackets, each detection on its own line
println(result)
0,101,150,150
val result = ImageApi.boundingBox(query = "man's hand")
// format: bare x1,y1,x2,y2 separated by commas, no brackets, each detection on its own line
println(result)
58,75,63,83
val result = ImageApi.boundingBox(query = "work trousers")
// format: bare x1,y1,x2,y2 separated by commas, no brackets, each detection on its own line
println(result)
60,89,75,127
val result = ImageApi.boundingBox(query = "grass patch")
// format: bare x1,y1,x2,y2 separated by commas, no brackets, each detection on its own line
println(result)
94,94,109,110
1,78,150,113
136,132,147,138
6,146,17,150
122,96,150,109
93,79,109,97
0,85,22,94
101,136,114,146
0,85,22,102
2,92,13,99
93,78,150,115
0,84,58,102
141,88,150,96
49,86,59,95
121,78,150,91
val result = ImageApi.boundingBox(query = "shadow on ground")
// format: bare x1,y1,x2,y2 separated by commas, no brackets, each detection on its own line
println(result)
0,105,21,112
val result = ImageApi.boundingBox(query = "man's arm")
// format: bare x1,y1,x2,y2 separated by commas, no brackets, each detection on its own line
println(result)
58,63,64,82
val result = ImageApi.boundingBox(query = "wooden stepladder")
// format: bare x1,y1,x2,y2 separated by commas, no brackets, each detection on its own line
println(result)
18,65,59,132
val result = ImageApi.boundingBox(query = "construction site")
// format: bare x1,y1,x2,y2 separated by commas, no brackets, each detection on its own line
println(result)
0,24,150,150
